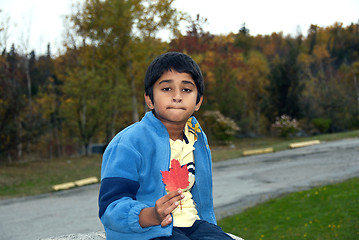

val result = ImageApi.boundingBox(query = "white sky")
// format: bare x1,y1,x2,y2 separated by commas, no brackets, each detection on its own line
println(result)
1,0,358,56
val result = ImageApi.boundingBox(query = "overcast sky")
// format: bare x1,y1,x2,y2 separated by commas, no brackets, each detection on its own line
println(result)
1,0,358,55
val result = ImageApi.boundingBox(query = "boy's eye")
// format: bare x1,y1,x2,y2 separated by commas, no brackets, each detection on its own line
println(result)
183,88,192,93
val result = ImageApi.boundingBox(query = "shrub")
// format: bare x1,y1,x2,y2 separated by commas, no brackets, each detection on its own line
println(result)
272,115,299,138
312,118,331,133
202,110,240,144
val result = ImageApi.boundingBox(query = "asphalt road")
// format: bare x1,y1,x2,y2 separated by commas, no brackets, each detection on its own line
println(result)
1,138,359,240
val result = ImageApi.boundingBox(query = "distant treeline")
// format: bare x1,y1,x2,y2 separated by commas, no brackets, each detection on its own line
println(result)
0,0,358,162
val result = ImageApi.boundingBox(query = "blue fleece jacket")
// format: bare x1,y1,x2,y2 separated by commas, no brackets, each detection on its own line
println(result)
98,111,216,240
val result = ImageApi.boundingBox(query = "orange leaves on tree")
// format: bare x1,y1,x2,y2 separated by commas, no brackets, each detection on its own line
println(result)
161,159,189,192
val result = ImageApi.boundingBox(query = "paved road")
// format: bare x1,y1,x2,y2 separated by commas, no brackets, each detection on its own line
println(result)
1,138,359,240
212,138,359,218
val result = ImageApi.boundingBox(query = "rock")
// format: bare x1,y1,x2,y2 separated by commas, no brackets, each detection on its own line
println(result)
40,231,105,240
40,231,244,240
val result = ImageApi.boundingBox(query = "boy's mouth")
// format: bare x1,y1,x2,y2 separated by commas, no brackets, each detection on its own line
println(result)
167,107,186,110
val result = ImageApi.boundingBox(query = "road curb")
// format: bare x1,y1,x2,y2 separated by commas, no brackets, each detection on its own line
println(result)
52,177,99,191
242,147,274,156
289,140,320,148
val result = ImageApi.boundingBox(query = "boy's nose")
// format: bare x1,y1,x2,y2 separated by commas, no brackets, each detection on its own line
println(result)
172,96,182,103
172,91,182,103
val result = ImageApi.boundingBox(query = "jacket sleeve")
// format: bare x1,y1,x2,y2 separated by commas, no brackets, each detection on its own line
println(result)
98,142,152,233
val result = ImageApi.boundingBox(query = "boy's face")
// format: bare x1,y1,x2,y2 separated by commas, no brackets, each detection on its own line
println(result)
145,70,203,126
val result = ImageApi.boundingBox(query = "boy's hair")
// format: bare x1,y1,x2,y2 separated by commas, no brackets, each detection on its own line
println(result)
144,52,204,104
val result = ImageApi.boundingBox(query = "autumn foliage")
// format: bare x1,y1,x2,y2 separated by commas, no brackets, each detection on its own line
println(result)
1,1,359,162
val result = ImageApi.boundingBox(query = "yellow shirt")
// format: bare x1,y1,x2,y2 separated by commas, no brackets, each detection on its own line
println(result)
169,123,200,227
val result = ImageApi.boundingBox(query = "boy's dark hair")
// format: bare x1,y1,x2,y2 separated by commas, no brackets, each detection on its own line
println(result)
144,52,204,104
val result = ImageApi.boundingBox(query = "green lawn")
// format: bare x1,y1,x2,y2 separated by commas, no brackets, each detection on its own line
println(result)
0,155,102,199
219,178,359,240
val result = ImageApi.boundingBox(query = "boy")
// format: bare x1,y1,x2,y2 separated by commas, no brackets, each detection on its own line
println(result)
98,52,234,239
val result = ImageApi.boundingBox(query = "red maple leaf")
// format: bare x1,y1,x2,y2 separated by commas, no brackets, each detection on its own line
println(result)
161,159,190,192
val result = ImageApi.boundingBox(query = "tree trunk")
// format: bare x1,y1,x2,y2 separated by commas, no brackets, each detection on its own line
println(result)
128,60,139,122
25,56,32,111
131,77,139,122
353,73,359,107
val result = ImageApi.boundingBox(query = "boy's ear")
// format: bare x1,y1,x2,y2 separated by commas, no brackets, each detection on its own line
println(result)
144,93,155,109
194,96,203,111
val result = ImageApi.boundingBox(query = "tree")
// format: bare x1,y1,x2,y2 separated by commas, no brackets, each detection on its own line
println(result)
32,45,65,158
170,14,213,54
234,23,253,56
265,38,304,123
351,61,359,107
0,45,28,161
307,24,318,54
242,50,270,134
66,0,183,148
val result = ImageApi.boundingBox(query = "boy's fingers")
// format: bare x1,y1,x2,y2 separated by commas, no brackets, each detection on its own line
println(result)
165,190,182,199
165,201,179,214
154,190,185,224
160,198,179,217
157,190,183,206
165,194,184,212
161,215,173,227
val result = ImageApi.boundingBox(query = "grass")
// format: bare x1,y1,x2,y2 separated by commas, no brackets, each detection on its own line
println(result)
218,178,359,240
0,155,102,199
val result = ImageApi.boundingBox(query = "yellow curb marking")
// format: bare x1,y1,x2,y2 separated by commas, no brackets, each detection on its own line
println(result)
52,177,99,191
242,147,274,156
74,177,99,187
289,140,320,149
52,182,76,191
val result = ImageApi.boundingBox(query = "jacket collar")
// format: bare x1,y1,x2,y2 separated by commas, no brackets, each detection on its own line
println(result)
143,111,201,141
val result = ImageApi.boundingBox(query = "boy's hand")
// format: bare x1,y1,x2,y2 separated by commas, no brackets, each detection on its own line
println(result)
154,190,184,227
139,190,184,228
